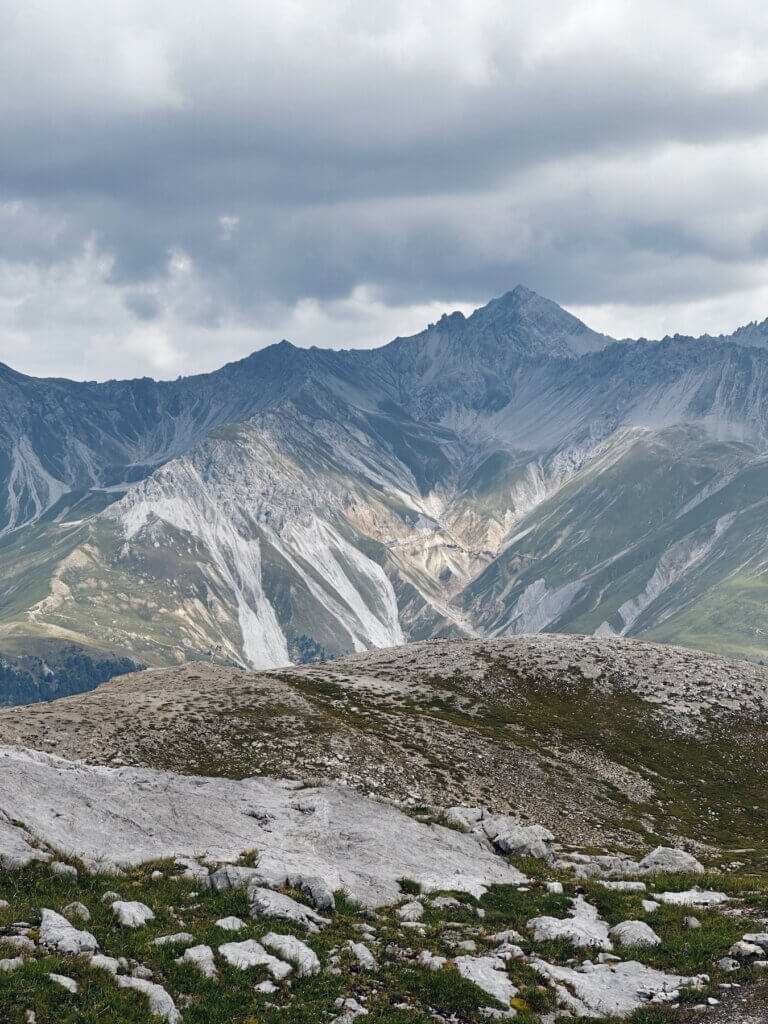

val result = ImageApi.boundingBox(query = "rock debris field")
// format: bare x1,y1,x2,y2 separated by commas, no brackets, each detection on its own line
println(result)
3,745,768,1023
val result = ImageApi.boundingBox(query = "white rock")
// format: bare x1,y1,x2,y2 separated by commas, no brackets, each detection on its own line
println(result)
482,818,555,861
417,950,447,971
49,973,78,993
528,897,612,951
0,899,8,909
642,900,660,913
288,873,337,912
50,862,78,881
420,873,499,900
532,959,705,1018
1,935,35,953
249,886,330,933
638,847,704,874
89,954,121,975
255,979,279,993
743,932,768,949
112,900,155,928
39,908,98,955
262,931,321,976
491,929,524,943
116,976,181,1023
455,956,518,1005
0,746,523,906
218,939,292,979
653,889,728,907
546,881,564,894
609,921,661,948
207,865,261,893
152,932,195,946
215,916,246,931
598,881,646,892
101,891,121,904
62,901,91,922
0,818,51,871
729,940,764,959
0,956,24,972
397,900,424,922
178,944,218,978
347,940,378,970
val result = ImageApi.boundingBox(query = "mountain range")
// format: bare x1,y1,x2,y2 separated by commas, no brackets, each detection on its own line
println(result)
3,284,768,698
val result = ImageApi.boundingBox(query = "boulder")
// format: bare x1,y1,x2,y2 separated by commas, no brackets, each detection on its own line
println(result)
49,973,78,993
347,941,377,970
215,916,245,931
532,959,705,1018
0,957,24,972
638,847,704,875
609,921,661,948
62,902,91,922
652,889,728,907
288,873,337,912
50,863,78,882
89,954,121,975
207,865,261,893
112,900,155,928
729,940,764,959
218,939,292,980
455,956,518,1005
152,933,195,946
262,932,321,976
249,886,330,933
178,944,217,978
116,977,181,1023
482,817,555,861
528,896,612,951
397,900,424,922
39,908,98,955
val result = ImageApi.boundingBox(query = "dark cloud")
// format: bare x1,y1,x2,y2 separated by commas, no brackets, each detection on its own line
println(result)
1,1,768,378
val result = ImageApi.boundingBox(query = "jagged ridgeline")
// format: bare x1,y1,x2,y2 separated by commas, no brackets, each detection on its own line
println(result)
3,285,768,702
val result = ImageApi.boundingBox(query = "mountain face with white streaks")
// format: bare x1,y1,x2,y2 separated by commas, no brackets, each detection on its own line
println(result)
3,283,768,697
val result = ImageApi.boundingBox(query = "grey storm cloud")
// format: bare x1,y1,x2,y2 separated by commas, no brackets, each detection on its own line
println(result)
2,0,768,379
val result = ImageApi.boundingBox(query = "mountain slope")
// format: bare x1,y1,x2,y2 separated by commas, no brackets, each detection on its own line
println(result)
4,286,768,691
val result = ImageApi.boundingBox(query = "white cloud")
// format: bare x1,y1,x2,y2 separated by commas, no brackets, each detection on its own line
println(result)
2,1,768,377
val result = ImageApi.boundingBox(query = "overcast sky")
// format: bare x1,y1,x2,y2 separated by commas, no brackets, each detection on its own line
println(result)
2,1,768,379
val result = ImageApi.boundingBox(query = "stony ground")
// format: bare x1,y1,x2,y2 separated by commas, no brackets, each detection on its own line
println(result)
3,838,768,1024
1,635,766,853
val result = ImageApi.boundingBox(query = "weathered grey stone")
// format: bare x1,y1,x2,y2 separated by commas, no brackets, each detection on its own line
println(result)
729,940,764,959
89,954,121,975
417,950,447,971
638,847,704,875
455,956,518,1005
62,902,91,922
347,940,377,970
152,933,195,947
262,932,321,976
609,921,661,948
0,746,523,906
218,939,292,979
215,916,245,931
397,900,424,922
50,862,78,881
207,865,261,893
39,908,98,955
112,900,155,928
528,897,612,951
482,818,554,861
0,818,50,870
0,956,24,972
49,973,78,993
249,886,330,933
599,881,646,892
1,935,35,953
653,889,728,907
178,944,217,978
532,959,705,1018
288,873,337,912
116,977,181,1023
